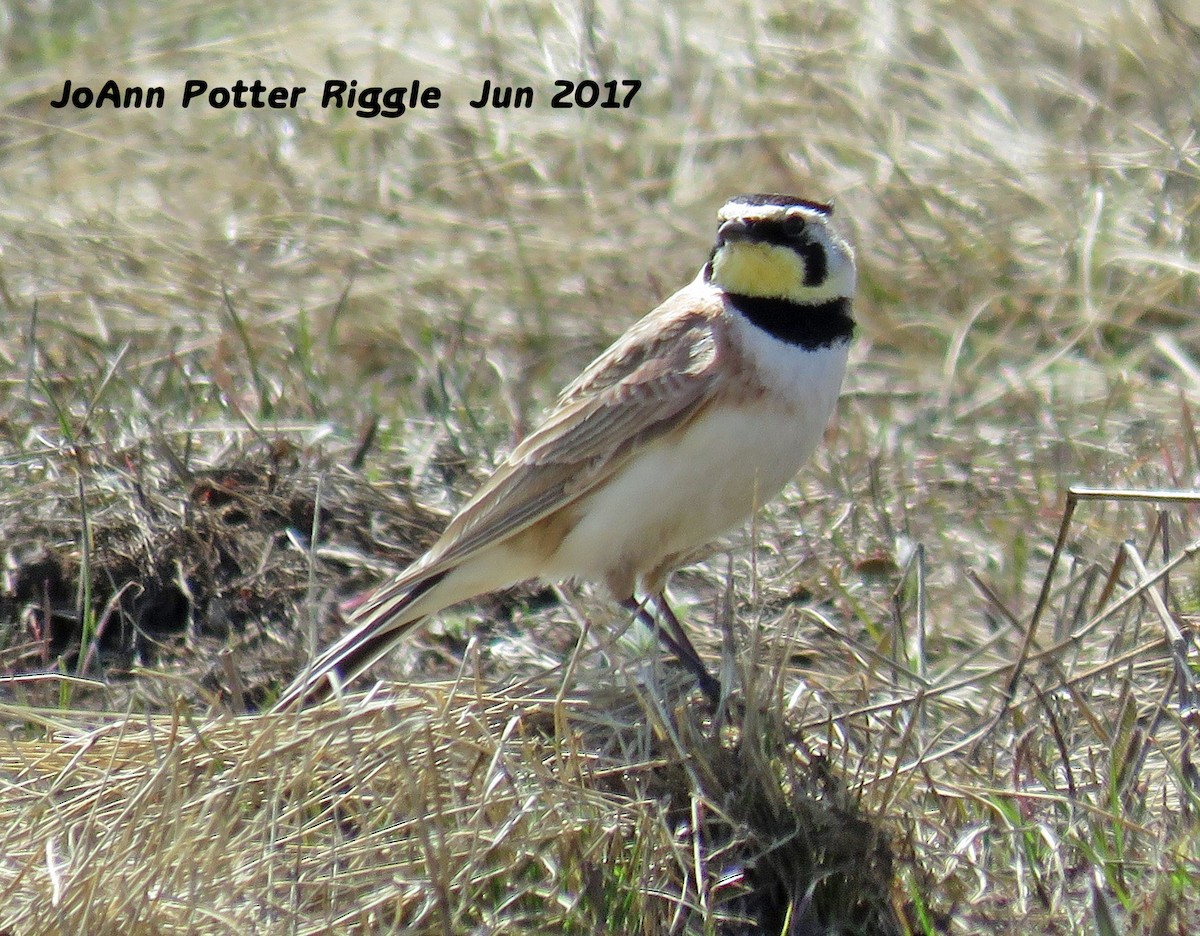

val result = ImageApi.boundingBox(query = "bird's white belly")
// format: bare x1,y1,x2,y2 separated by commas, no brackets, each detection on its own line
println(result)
544,395,835,591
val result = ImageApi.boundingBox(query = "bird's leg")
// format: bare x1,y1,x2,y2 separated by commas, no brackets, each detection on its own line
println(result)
621,596,721,704
652,594,723,702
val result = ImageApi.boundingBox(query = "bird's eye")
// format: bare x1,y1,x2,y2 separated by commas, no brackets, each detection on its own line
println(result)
783,215,807,237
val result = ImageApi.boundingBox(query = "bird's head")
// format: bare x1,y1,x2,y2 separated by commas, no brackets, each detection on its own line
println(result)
706,194,856,306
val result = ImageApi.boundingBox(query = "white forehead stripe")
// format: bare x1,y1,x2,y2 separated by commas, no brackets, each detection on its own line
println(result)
717,202,827,223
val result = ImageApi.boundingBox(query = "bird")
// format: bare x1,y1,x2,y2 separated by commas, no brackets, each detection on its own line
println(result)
274,193,856,710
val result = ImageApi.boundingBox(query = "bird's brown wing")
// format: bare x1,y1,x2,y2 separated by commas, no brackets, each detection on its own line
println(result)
372,284,728,590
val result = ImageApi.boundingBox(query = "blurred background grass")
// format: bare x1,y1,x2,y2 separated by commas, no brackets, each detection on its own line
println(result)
1,0,1199,932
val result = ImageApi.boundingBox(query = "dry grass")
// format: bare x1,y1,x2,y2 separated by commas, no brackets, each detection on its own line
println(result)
2,0,1200,932
0,674,902,934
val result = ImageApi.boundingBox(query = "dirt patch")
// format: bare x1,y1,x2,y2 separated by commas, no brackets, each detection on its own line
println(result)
0,440,455,711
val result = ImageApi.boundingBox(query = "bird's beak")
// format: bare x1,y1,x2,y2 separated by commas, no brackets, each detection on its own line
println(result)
716,218,751,245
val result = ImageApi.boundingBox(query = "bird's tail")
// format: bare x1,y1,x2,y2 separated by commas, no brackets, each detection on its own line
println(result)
271,568,450,711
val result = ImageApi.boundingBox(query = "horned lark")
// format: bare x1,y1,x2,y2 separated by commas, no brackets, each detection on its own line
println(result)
275,193,856,709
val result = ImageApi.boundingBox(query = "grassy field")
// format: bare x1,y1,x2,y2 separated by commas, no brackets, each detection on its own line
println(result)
2,0,1199,932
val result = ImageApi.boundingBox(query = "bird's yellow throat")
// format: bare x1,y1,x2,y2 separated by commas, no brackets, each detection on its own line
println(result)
710,241,809,301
